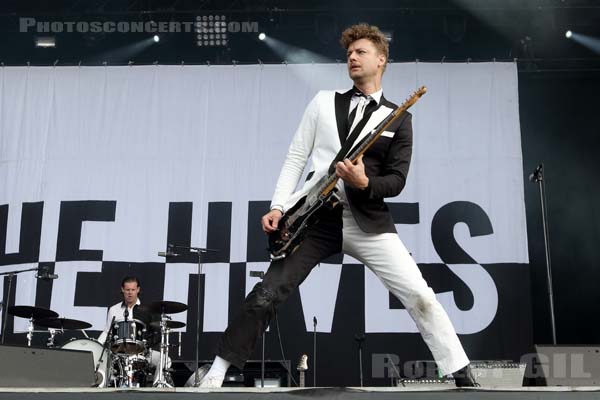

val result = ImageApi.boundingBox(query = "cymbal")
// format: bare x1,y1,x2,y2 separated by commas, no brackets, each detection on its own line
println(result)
35,317,92,330
138,301,188,315
149,320,186,330
8,306,58,320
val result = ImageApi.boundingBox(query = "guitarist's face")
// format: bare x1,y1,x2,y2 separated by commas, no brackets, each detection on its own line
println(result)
346,38,386,83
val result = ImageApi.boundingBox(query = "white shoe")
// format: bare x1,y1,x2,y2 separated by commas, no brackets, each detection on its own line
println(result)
184,364,210,387
198,375,224,388
184,364,225,388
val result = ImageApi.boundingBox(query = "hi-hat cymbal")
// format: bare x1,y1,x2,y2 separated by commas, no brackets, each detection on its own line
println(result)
138,301,188,315
8,306,58,320
149,320,186,330
36,317,92,330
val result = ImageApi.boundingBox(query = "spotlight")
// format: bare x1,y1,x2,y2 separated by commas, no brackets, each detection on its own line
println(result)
382,30,394,43
565,30,572,39
195,14,228,47
35,36,56,48
153,35,160,43
258,32,266,41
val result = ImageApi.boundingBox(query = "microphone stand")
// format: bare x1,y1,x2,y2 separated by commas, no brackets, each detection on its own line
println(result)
249,270,266,388
355,333,365,387
529,163,557,344
0,266,49,344
95,316,115,387
313,317,317,387
169,244,219,386
386,353,401,387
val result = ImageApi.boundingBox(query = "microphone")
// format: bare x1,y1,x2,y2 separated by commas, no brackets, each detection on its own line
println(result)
36,266,59,280
158,251,179,257
529,164,543,182
124,308,129,322
37,272,59,280
158,243,180,257
249,270,265,279
354,333,366,344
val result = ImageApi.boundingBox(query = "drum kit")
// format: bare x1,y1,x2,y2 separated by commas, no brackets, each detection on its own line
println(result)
7,300,188,388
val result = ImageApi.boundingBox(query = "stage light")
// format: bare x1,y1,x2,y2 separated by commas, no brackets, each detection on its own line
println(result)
195,14,228,47
261,35,333,64
258,33,266,41
153,35,160,43
35,37,56,48
382,30,394,43
564,31,600,54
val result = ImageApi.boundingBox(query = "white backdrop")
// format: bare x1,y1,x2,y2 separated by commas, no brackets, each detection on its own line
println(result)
0,62,528,337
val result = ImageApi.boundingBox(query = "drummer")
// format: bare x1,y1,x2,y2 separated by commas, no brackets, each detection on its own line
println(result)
98,276,144,344
98,276,171,384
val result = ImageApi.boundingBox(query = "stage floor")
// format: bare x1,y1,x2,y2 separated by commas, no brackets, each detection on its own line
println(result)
1,387,600,400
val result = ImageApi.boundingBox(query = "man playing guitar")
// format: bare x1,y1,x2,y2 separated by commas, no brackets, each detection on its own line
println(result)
198,23,476,388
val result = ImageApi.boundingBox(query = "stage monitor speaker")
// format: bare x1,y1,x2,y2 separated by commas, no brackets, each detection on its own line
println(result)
396,378,454,389
394,361,526,388
0,345,96,387
531,345,600,386
470,361,526,387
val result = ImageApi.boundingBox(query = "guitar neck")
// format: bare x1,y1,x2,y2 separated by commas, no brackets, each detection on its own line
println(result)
317,86,426,198
318,107,405,197
347,107,404,163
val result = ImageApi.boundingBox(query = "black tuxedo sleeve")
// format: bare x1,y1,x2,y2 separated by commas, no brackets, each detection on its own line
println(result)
365,112,413,199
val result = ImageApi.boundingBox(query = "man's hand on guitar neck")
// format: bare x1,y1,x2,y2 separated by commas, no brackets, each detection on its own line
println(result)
262,209,283,233
336,155,369,190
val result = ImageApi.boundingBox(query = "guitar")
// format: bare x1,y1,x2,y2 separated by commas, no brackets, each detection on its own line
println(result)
268,86,427,261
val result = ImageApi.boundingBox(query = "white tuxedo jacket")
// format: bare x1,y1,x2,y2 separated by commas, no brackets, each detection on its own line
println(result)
271,88,413,234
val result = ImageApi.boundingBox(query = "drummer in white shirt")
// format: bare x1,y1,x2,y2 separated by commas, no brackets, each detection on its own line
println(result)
98,276,170,385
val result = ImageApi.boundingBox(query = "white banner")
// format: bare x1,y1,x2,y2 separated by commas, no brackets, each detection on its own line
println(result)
0,62,528,337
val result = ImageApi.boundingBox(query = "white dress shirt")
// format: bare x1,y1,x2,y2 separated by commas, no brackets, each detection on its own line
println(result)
335,89,383,208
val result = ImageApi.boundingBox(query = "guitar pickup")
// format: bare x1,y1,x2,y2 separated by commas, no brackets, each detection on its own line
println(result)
325,192,341,209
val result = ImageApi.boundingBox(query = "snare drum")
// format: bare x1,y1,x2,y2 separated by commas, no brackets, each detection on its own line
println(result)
111,319,146,354
61,338,109,387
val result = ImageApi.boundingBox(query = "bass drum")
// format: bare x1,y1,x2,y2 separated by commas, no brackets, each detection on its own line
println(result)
61,338,111,387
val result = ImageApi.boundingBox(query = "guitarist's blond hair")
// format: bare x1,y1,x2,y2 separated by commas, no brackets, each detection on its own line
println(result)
340,24,389,72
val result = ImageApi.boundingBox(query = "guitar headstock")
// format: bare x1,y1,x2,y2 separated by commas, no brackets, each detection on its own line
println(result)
400,86,427,110
296,354,308,371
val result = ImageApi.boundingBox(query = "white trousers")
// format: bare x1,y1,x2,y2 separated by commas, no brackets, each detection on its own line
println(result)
341,209,469,376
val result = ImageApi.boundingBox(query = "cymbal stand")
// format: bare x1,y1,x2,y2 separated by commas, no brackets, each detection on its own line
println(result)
26,317,34,346
95,319,114,386
0,266,45,344
153,308,173,388
46,329,56,348
124,358,134,388
178,331,182,357
1,272,15,344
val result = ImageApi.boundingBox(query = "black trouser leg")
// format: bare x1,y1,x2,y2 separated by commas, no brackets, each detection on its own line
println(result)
217,210,342,370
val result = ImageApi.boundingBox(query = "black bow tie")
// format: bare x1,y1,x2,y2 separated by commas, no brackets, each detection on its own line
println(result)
353,91,378,106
